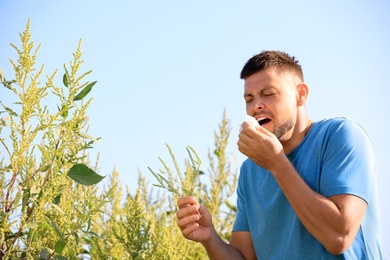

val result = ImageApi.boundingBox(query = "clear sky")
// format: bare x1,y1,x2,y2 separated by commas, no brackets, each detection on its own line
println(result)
1,0,389,257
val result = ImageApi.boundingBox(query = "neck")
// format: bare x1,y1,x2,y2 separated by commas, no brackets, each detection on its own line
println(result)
282,116,312,155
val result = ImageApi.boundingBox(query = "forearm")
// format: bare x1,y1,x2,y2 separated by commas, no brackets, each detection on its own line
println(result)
201,226,246,260
270,157,363,254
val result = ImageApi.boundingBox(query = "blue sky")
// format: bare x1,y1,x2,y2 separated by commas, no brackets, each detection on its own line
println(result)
1,0,389,257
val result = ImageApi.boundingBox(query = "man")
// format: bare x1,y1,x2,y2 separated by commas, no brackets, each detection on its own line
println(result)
176,51,382,259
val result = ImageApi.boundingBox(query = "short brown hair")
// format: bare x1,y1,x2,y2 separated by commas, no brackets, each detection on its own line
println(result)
240,50,304,81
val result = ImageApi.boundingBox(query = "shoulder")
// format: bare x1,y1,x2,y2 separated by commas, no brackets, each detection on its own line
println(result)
311,117,370,143
314,117,362,131
303,117,374,172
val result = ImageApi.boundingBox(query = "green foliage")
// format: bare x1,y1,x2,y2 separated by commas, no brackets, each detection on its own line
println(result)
149,144,201,197
202,110,238,242
0,20,105,259
1,21,238,259
85,111,237,260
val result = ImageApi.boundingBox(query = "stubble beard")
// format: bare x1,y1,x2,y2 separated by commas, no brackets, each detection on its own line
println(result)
273,118,294,139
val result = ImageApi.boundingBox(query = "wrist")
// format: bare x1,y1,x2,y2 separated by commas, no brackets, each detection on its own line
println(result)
269,156,292,178
201,224,220,248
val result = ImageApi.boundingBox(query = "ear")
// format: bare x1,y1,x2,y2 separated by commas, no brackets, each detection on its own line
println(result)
296,83,309,106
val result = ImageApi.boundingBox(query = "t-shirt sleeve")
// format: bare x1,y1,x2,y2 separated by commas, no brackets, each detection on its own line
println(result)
320,119,375,203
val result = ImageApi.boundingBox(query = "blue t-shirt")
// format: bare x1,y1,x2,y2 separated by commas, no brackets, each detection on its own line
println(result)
233,118,382,259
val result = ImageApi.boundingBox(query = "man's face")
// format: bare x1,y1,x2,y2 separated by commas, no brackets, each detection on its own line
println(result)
243,69,300,140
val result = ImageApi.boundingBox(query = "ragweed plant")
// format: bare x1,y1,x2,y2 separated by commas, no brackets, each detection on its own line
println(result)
201,109,238,242
0,20,106,259
149,144,202,198
88,111,236,259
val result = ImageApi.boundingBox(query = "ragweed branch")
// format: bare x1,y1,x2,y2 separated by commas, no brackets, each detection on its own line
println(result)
148,144,201,198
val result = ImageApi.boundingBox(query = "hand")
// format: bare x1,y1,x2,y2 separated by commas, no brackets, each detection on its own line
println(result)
237,120,285,171
176,196,212,242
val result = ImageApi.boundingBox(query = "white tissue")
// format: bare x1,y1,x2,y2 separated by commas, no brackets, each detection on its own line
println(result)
245,115,258,128
239,115,258,131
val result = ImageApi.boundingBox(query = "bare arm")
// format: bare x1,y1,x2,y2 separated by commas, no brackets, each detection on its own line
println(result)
176,197,256,259
201,229,256,260
271,158,367,254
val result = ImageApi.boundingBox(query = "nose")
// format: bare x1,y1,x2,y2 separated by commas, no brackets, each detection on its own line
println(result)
247,97,265,114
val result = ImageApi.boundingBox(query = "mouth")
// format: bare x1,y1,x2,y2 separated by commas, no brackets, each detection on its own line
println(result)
256,117,272,126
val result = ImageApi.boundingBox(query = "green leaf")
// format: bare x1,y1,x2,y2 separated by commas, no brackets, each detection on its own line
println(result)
78,132,98,142
1,102,18,117
51,203,66,214
0,117,7,126
27,228,37,243
30,184,41,198
37,144,51,161
0,68,4,82
39,163,51,173
60,104,68,118
67,163,105,186
54,240,66,255
26,222,39,229
22,188,30,213
13,190,22,209
50,220,64,241
62,74,68,87
53,194,61,205
74,233,80,246
73,81,96,101
39,249,49,260
87,218,91,232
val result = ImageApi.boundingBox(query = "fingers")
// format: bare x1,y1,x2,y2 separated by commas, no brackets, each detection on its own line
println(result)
238,126,256,154
240,121,254,133
177,196,197,209
177,210,201,236
238,124,268,157
238,120,272,150
239,121,260,139
176,197,201,237
177,196,199,220
181,222,200,238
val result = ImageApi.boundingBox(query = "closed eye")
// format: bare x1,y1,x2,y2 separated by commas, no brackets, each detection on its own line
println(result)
244,94,254,103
